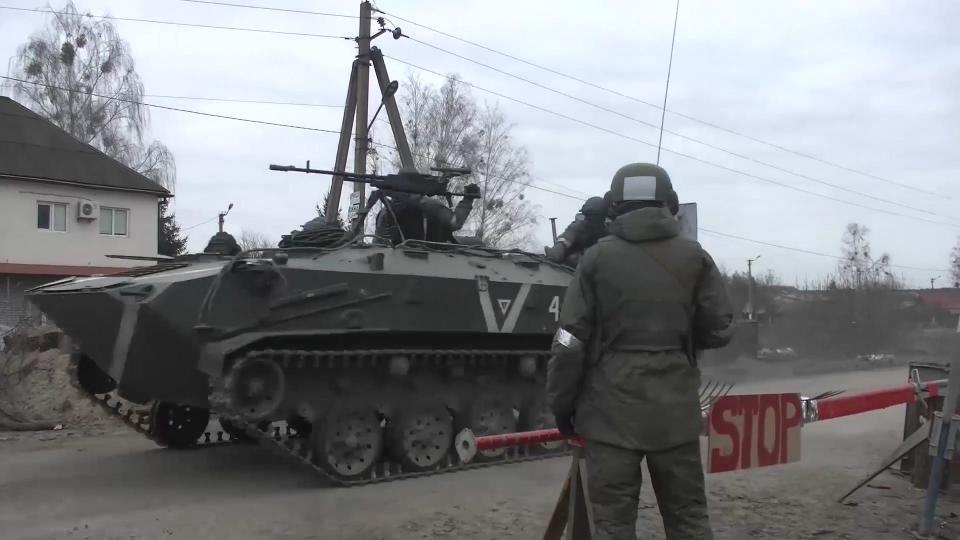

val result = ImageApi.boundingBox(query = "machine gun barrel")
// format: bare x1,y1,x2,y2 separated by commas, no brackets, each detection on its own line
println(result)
269,164,386,181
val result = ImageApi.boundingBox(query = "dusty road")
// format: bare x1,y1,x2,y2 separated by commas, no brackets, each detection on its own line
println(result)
1,366,958,540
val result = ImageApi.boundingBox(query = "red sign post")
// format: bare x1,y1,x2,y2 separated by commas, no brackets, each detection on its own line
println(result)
708,393,803,473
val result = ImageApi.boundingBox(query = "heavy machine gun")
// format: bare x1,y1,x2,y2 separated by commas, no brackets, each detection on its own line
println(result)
269,163,479,241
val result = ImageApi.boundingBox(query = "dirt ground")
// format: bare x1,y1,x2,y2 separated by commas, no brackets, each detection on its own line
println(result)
1,366,958,540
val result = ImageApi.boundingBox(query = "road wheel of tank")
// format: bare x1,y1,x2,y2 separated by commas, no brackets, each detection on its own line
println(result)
457,398,517,461
75,354,116,395
387,403,453,472
150,402,210,449
224,356,286,422
519,398,566,453
311,408,383,480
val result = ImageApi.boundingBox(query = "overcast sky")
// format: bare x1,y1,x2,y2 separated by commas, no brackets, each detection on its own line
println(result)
2,0,958,287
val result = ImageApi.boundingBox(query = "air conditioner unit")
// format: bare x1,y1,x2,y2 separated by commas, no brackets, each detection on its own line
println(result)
77,200,98,221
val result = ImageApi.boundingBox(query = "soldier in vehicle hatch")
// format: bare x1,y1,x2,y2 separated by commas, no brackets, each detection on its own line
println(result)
544,195,611,266
546,190,681,266
203,231,241,255
546,163,734,540
375,183,480,244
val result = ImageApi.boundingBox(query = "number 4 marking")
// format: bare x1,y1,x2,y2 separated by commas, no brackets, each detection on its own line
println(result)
549,296,560,322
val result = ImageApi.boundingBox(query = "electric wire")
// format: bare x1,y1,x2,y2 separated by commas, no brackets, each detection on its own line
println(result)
396,36,952,221
373,6,949,199
143,94,342,107
181,216,219,231
0,85,943,272
177,0,358,19
0,6,354,40
383,56,960,231
1,76,342,134
700,229,950,273
377,132,949,274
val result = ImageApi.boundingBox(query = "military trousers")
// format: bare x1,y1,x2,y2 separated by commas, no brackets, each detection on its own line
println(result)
584,438,712,540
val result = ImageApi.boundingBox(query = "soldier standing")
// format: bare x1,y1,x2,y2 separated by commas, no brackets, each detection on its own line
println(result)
546,163,733,540
544,195,611,266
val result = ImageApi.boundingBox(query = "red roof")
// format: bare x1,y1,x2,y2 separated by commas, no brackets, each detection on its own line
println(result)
918,290,960,311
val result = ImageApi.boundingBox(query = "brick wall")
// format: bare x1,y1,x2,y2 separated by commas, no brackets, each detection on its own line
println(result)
0,274,57,327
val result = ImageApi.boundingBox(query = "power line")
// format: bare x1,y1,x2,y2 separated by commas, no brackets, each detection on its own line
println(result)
0,6,354,40
143,94,341,107
374,6,950,199
378,136,950,273
700,228,950,273
159,0,952,206
5,79,943,272
383,56,960,231
377,137,949,273
177,0,357,19
1,76,342,134
397,35,953,221
182,215,219,231
144,92,591,197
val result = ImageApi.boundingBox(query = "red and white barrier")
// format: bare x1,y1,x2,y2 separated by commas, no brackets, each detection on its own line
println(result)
454,378,950,469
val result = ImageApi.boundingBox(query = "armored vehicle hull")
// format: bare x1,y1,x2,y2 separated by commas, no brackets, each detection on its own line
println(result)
28,242,574,484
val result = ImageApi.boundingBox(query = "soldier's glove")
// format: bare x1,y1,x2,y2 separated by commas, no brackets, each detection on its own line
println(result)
544,243,566,263
554,410,576,437
463,183,481,199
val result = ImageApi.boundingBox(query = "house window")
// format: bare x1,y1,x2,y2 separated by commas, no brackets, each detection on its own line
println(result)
37,202,67,232
100,207,129,236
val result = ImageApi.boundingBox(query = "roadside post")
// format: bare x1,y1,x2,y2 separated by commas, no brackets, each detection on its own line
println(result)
915,349,960,538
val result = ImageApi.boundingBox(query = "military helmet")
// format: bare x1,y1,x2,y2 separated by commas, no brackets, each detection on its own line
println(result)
608,163,673,204
580,196,608,217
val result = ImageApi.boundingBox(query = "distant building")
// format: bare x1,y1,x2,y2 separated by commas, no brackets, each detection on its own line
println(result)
0,96,170,325
916,289,960,331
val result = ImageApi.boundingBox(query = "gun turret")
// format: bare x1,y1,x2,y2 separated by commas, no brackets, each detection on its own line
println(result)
268,164,476,199
270,163,479,243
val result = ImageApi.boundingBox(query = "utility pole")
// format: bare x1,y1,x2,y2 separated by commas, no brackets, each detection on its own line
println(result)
747,255,760,320
353,1,372,211
931,276,940,290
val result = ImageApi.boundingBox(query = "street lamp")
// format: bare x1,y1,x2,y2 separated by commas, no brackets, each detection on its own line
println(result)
747,255,761,320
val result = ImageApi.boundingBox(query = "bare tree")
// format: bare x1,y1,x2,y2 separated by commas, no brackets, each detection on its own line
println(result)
467,103,538,248
951,236,960,288
315,187,346,228
382,74,538,248
837,223,895,289
5,1,175,190
238,229,274,251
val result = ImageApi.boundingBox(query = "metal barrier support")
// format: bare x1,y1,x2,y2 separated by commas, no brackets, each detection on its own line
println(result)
916,354,960,539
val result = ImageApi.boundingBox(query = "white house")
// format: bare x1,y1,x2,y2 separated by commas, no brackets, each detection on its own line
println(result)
0,96,170,325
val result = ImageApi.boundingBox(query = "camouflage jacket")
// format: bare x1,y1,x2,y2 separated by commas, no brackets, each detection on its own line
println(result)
545,206,733,451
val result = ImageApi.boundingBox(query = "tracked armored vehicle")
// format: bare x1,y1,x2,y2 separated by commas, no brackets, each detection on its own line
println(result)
27,168,575,485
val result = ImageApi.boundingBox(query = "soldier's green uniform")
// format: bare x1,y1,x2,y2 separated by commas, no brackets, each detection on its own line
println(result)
546,163,733,540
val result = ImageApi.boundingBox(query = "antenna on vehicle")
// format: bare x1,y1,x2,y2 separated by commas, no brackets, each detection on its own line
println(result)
218,203,234,233
656,0,681,165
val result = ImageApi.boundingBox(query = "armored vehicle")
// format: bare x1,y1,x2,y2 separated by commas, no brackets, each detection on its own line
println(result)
27,167,574,485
